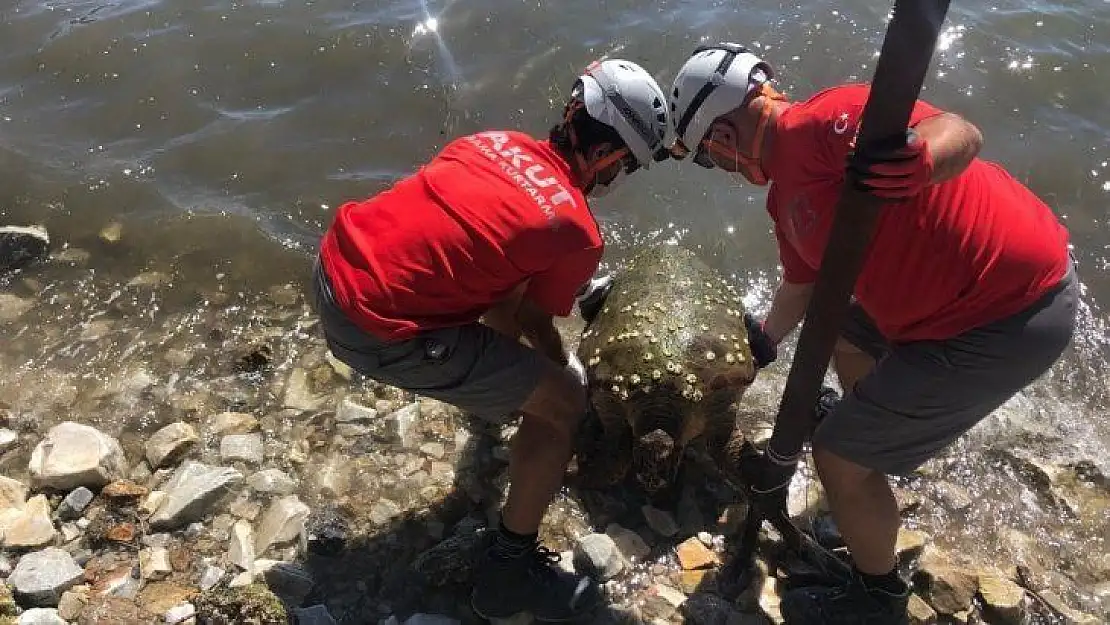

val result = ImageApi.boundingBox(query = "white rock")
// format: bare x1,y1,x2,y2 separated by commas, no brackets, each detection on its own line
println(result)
228,571,253,588
198,564,224,591
9,547,84,606
60,523,81,543
220,434,264,465
164,602,196,624
369,499,402,526
1,494,57,548
139,547,172,580
246,469,297,495
28,422,127,490
336,397,377,423
206,412,259,436
149,461,243,530
229,519,255,573
419,442,446,459
140,491,168,516
17,608,66,624
254,495,310,555
0,428,18,453
145,422,199,469
284,368,326,411
0,475,29,510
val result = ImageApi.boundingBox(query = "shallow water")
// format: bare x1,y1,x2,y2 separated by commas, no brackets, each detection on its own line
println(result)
1,0,1109,621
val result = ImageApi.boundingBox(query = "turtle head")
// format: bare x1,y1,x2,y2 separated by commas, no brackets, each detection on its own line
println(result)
632,428,680,493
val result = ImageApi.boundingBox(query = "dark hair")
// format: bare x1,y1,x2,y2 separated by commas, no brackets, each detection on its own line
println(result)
550,81,625,158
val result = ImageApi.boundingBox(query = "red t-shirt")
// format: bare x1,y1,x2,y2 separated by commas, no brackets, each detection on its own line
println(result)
765,84,1070,342
319,131,602,341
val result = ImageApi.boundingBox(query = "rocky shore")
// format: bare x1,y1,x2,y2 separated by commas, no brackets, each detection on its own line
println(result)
0,249,1107,624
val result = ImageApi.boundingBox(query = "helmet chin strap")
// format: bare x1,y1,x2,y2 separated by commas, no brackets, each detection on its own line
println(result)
715,82,786,186
563,99,629,195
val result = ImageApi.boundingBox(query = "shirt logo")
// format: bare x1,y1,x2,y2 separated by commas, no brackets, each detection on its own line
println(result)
787,193,818,240
833,113,850,135
465,132,577,223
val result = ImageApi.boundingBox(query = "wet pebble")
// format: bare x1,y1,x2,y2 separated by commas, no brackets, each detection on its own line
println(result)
57,487,94,521
145,422,199,469
573,533,625,581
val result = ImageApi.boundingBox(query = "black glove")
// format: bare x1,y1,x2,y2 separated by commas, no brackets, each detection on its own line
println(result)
744,313,777,369
814,386,841,423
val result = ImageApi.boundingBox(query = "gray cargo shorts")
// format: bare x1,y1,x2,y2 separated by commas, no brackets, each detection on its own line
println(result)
311,260,547,423
813,263,1079,476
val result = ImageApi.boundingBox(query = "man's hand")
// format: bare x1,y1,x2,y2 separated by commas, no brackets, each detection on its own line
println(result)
847,128,934,199
744,313,778,369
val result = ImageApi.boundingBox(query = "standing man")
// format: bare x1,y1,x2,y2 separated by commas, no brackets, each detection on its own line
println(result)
668,43,1077,623
314,59,672,621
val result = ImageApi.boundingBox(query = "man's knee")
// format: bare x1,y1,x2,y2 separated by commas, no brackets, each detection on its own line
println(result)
520,366,587,436
813,444,875,489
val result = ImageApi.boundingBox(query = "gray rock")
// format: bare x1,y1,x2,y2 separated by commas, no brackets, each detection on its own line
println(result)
294,604,337,625
247,468,298,495
256,559,314,605
56,588,88,620
149,461,243,530
336,397,377,423
145,422,199,469
1,494,57,548
254,495,310,555
17,608,67,624
9,547,84,606
336,423,372,438
419,442,446,459
641,505,679,537
220,434,264,465
28,422,127,490
573,533,625,581
56,487,94,520
605,523,651,561
384,403,420,448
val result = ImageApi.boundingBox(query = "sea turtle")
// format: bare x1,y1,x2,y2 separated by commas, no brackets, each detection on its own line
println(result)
572,245,757,498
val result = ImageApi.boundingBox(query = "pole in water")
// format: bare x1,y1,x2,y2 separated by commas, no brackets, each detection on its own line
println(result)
721,0,954,594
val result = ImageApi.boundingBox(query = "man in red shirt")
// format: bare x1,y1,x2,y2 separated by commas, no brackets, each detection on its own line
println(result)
314,59,672,620
669,44,1077,623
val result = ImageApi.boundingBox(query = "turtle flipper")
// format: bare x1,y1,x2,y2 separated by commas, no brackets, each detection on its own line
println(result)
570,405,633,489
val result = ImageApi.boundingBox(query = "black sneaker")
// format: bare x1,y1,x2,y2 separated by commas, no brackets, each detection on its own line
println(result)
780,576,909,625
471,544,600,622
0,225,49,273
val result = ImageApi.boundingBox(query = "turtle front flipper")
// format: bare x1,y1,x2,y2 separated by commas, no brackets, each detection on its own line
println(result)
569,400,633,489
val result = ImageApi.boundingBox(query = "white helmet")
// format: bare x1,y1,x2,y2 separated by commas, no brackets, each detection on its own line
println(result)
578,59,673,169
669,43,774,153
